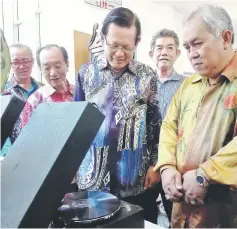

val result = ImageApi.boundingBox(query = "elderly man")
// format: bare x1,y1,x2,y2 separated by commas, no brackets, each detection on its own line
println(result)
1,43,42,157
154,4,237,228
21,44,74,127
74,7,161,223
21,44,76,189
149,29,185,227
149,29,184,120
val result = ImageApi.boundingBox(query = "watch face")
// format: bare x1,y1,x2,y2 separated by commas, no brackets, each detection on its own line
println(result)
196,175,204,184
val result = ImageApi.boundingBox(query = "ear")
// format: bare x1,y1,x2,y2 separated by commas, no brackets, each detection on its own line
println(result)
100,32,105,44
222,30,233,49
66,60,69,70
176,49,181,59
136,38,141,46
149,50,153,58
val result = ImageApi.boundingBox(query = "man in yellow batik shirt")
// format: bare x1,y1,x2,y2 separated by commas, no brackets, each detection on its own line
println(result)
154,4,237,228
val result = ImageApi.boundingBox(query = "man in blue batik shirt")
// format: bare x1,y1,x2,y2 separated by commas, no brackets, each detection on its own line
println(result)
74,7,162,224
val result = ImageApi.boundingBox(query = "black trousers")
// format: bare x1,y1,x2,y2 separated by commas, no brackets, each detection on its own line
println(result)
160,185,173,221
122,183,173,224
122,184,160,224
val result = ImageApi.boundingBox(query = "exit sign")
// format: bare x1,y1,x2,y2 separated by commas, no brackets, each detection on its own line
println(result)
84,0,122,10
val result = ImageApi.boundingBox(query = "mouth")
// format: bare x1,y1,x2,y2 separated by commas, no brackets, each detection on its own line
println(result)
159,59,169,61
115,59,124,62
194,63,203,67
50,78,60,81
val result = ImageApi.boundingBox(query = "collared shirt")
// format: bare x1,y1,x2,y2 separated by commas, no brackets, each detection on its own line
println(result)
21,80,74,127
157,70,184,120
1,75,42,100
74,54,161,198
1,75,42,158
154,52,237,227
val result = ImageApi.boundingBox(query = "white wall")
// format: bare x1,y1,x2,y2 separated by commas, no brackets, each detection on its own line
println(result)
39,0,182,83
123,1,176,68
171,9,195,74
2,0,185,83
2,0,236,84
39,0,109,84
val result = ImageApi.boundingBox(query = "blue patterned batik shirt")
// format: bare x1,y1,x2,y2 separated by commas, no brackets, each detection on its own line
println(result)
74,55,161,198
1,75,42,157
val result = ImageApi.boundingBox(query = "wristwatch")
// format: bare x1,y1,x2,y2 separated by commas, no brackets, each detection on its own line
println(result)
196,169,209,188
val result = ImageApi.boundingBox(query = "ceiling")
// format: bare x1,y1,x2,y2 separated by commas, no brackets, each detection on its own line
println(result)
152,0,237,25
152,0,237,46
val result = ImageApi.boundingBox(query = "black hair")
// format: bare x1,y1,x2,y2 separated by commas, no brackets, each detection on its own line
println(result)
101,7,141,43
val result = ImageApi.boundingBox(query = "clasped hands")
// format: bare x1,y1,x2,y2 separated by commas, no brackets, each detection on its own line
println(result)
161,167,208,205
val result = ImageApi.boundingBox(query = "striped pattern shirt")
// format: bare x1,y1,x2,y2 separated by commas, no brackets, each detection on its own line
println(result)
157,70,185,120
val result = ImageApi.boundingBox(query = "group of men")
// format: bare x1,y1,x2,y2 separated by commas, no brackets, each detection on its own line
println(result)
1,3,236,228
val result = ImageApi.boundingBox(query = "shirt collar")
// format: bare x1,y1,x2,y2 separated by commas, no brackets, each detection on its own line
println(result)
191,74,203,84
41,79,73,97
221,51,237,82
96,54,137,75
192,51,237,84
6,75,39,90
157,69,182,82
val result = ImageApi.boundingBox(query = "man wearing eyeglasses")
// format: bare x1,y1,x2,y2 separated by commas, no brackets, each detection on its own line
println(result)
74,7,161,224
1,43,42,157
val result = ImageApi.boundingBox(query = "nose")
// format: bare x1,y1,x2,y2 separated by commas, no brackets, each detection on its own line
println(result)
161,48,168,56
114,48,124,57
49,68,57,77
189,47,200,60
19,64,26,69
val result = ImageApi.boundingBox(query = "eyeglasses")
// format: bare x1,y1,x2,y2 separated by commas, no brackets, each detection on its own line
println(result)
11,60,32,68
104,36,136,54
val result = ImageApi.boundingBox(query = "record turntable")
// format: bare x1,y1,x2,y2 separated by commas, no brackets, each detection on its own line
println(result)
1,102,144,228
50,191,144,228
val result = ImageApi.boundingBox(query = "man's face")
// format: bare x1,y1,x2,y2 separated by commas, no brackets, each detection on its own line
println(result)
39,47,68,90
103,23,138,72
151,36,179,72
10,47,33,80
183,17,226,78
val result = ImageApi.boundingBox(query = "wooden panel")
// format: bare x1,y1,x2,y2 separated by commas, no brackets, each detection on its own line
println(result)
74,30,91,74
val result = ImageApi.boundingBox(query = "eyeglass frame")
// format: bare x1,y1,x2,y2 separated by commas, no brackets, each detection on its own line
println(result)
104,36,136,54
11,59,33,68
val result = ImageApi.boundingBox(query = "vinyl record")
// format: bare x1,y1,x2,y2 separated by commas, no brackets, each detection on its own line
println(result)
57,191,121,224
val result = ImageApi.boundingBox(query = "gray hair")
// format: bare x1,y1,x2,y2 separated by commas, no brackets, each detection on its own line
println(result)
9,43,34,59
150,29,180,54
184,4,234,44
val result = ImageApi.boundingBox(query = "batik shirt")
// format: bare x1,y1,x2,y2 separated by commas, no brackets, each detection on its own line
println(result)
154,52,237,228
2,75,41,100
21,80,74,127
1,75,42,157
74,55,161,198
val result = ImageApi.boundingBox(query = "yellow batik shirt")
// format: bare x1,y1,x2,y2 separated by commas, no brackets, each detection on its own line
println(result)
154,52,237,187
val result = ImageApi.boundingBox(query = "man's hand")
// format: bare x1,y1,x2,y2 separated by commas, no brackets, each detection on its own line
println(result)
145,166,161,189
182,170,208,205
161,167,183,202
